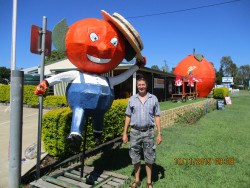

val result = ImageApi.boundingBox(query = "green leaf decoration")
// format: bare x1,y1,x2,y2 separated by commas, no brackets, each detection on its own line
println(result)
194,54,204,62
52,19,68,52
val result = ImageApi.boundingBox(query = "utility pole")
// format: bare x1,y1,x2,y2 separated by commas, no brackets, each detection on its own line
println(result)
9,0,24,187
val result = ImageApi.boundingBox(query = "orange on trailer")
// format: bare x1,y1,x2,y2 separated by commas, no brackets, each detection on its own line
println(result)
174,54,216,97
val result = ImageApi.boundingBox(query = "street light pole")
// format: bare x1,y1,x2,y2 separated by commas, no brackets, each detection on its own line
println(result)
9,0,25,187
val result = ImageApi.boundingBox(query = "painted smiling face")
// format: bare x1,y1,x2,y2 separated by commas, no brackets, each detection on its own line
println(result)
65,18,125,74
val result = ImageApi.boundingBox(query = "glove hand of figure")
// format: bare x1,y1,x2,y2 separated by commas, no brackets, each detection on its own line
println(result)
135,56,146,68
35,80,48,96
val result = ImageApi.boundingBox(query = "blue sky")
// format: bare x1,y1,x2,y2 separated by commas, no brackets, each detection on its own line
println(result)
0,0,249,71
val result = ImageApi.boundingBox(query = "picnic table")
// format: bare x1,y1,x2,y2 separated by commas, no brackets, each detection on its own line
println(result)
185,92,198,100
171,93,187,102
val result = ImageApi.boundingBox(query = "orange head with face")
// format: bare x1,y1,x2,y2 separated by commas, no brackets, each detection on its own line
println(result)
52,10,144,74
65,18,125,74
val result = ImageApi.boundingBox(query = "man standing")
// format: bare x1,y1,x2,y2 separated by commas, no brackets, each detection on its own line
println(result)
122,76,162,188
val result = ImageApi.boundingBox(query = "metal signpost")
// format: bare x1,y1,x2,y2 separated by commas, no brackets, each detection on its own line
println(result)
30,17,51,179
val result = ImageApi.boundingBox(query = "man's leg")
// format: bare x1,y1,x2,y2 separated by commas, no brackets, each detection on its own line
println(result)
130,162,141,187
143,129,155,187
145,163,153,187
134,162,141,182
129,129,142,187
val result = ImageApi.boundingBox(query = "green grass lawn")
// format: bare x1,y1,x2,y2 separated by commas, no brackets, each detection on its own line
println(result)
86,93,250,188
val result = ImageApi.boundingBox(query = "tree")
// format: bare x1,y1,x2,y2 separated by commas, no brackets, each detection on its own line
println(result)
237,65,250,88
0,66,10,84
216,67,223,85
151,65,160,71
45,50,66,64
220,56,238,77
219,56,238,88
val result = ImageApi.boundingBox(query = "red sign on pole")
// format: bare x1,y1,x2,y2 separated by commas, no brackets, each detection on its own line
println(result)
30,25,52,57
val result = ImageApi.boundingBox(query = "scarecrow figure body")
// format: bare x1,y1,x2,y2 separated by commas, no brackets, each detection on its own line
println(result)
45,66,138,146
66,73,114,136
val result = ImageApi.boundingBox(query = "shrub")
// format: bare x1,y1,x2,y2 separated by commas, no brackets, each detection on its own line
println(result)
42,107,73,158
176,99,217,125
42,99,128,159
23,85,39,106
43,95,68,107
0,84,68,107
102,98,129,141
0,84,39,105
205,99,217,113
0,84,10,103
213,88,229,99
176,107,205,125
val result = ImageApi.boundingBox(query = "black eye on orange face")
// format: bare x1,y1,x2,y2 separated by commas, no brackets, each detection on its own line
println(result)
110,37,118,46
90,33,99,42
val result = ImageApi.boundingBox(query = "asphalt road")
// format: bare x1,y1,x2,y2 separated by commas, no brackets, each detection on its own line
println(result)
0,104,48,188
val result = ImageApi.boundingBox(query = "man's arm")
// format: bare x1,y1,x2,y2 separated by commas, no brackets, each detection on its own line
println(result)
155,115,162,145
122,115,131,144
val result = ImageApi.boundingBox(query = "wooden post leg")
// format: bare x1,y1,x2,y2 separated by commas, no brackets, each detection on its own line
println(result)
80,117,88,178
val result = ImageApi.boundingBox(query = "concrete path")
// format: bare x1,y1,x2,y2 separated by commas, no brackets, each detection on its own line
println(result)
0,104,49,188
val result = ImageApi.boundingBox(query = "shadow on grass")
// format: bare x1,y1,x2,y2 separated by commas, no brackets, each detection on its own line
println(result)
91,147,165,183
131,163,165,183
91,147,131,171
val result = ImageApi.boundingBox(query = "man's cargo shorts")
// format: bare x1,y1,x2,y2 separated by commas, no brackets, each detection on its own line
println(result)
129,127,156,165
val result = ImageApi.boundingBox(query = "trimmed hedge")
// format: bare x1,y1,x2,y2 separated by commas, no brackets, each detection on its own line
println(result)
23,85,39,106
43,95,68,107
42,107,72,158
176,101,216,125
42,99,129,159
213,87,229,99
0,84,67,107
0,84,10,103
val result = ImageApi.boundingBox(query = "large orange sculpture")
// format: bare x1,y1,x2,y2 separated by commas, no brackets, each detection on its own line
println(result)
35,10,145,150
174,54,216,97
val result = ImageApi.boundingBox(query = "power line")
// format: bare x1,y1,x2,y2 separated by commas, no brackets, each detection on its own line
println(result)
126,0,241,19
